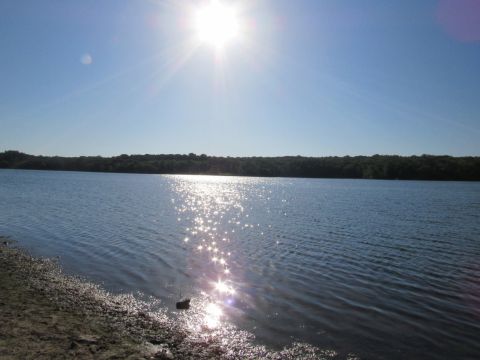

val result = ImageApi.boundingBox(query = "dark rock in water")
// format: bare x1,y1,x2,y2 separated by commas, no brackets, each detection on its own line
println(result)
176,298,190,310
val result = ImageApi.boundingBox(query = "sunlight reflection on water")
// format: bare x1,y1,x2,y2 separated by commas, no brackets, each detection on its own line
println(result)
170,175,252,331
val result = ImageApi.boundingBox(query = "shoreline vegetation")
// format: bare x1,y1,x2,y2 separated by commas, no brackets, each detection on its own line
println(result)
0,239,346,359
1,151,479,181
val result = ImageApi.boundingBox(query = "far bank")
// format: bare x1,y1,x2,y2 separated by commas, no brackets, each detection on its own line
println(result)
1,151,479,181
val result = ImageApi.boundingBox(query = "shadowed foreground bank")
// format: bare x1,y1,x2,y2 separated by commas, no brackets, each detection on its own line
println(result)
1,151,480,180
0,239,351,360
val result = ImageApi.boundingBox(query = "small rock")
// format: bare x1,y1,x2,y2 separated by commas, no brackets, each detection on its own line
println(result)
176,298,190,310
149,339,163,345
76,334,99,344
145,342,173,358
156,348,174,359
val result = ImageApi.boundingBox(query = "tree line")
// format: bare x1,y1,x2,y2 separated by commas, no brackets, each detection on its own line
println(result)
0,150,479,181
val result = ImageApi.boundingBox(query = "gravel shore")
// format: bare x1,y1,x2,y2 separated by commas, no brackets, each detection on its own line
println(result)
0,238,352,359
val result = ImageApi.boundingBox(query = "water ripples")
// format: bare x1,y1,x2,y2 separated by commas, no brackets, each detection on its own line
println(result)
1,170,480,359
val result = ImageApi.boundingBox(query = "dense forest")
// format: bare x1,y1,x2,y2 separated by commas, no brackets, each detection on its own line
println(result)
0,151,479,180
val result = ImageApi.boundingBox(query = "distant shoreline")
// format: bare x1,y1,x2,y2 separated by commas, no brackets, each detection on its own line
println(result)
1,151,480,181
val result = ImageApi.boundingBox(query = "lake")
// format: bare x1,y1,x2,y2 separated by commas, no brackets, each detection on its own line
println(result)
1,169,479,359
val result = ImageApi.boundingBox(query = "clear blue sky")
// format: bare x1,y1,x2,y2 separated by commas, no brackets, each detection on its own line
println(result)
1,0,479,157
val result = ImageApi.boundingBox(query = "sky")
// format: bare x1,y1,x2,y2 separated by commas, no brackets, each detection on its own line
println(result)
1,0,480,157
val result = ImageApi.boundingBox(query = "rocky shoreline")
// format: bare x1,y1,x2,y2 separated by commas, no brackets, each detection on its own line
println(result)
0,238,352,359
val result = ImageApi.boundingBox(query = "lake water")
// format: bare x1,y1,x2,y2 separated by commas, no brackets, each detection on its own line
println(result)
1,169,480,359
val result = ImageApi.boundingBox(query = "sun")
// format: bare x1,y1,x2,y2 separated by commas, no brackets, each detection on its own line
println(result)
194,0,242,50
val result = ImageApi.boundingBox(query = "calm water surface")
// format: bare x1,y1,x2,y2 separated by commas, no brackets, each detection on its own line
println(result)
1,169,480,359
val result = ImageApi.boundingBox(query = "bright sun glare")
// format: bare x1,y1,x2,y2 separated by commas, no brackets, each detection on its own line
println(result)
194,0,241,49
